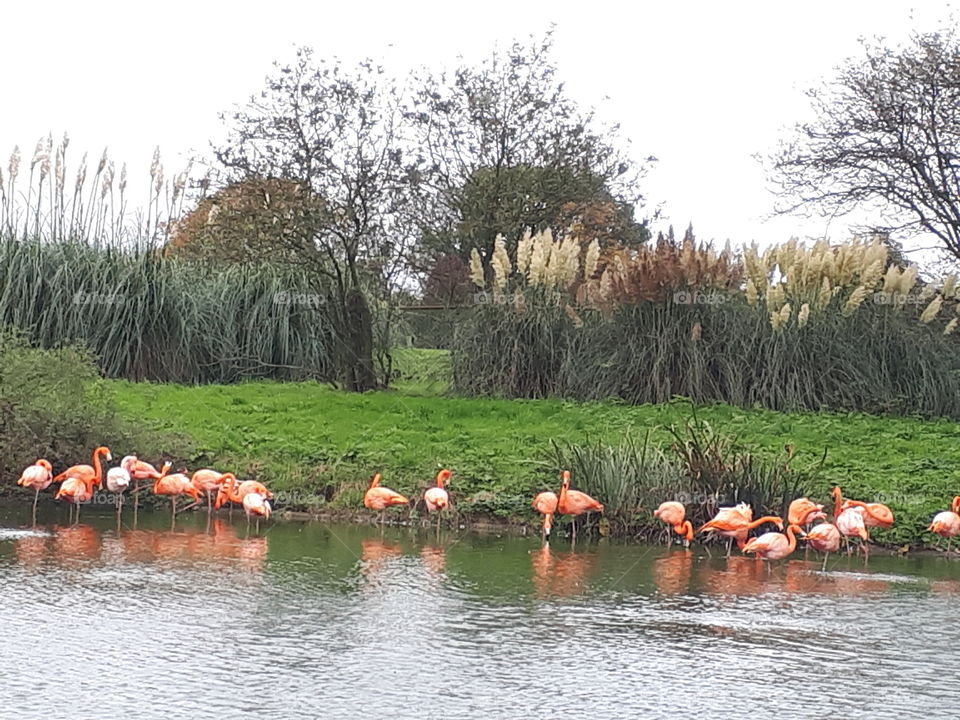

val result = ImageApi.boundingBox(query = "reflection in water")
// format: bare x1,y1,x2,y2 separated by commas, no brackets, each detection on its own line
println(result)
530,541,596,597
652,549,693,595
3,506,960,718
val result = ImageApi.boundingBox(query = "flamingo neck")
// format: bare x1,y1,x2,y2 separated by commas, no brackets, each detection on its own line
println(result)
370,474,381,489
746,516,781,530
92,449,104,486
785,525,798,554
833,488,843,520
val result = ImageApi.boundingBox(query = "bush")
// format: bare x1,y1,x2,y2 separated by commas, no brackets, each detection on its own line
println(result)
0,331,138,482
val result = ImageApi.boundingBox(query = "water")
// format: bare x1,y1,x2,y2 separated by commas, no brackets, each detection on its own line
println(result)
2,505,958,719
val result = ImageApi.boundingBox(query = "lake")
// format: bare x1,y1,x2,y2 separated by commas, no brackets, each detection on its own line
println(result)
2,505,957,718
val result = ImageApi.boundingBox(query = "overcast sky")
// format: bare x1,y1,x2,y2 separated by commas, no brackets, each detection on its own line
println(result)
1,0,955,252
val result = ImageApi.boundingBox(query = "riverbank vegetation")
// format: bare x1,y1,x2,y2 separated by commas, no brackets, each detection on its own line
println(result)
105,362,959,547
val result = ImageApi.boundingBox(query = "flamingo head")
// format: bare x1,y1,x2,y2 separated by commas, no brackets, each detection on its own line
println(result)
952,496,960,514
97,446,113,461
120,455,138,471
436,469,451,487
831,486,842,501
370,473,382,489
561,470,571,487
160,461,172,476
37,459,52,472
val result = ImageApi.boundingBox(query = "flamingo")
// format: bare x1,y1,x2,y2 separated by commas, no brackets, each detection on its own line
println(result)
17,459,53,523
191,469,230,514
532,490,559,539
833,486,894,529
698,506,783,556
556,470,603,543
241,492,271,531
363,473,409,526
788,497,827,528
831,487,871,555
214,475,273,510
800,522,842,570
121,455,169,519
52,446,111,489
153,465,199,524
423,469,451,532
743,524,803,561
653,501,694,547
105,465,131,516
55,476,97,522
928,496,960,552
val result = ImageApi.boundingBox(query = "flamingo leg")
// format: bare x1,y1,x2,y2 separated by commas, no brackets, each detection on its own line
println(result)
822,552,829,572
171,496,177,529
32,488,39,526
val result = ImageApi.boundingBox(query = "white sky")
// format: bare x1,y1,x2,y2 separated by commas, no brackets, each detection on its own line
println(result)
1,0,955,255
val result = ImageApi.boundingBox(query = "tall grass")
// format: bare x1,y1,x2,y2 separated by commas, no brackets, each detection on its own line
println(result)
455,295,960,417
0,237,339,383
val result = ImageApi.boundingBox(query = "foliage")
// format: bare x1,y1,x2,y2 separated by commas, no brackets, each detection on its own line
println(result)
406,30,652,270
769,27,960,260
213,48,416,391
0,237,340,384
455,232,960,417
0,331,185,487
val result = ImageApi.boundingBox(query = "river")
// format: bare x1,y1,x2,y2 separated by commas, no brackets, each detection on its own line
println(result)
1,505,957,718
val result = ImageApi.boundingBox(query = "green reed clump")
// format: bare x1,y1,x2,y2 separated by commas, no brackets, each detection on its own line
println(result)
0,237,339,383
548,414,818,539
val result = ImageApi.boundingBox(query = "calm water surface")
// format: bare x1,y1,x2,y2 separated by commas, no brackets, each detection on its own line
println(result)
2,505,958,719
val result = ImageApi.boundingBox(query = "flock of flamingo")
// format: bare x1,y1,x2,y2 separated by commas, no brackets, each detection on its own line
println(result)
15,446,274,528
14,449,960,559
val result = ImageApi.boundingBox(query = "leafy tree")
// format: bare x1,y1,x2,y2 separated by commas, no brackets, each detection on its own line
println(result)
212,48,414,391
407,30,652,270
770,29,960,260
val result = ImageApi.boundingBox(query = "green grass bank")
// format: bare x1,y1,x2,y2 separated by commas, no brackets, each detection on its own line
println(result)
111,349,960,547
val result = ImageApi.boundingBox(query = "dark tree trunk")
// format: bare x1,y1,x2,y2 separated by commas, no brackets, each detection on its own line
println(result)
341,288,377,392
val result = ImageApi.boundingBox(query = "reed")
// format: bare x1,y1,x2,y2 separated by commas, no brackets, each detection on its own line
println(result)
0,237,339,383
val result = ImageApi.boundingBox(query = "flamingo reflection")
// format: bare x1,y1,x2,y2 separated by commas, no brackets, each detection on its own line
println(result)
652,550,694,595
530,542,596,597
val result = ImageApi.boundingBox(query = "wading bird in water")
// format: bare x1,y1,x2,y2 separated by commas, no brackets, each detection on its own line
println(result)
55,475,98,522
53,446,112,490
532,490,559,539
653,501,694,547
423,469,451,532
698,505,783,556
191,469,231,514
928,496,960,552
105,465,131,516
242,492,271,531
363,473,409,526
153,464,197,525
17,459,53,524
122,455,170,520
800,522,842,570
214,475,273,512
832,487,871,555
557,470,603,543
743,523,803,561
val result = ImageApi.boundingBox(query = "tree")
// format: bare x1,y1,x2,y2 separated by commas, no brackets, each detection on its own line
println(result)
407,30,652,272
213,48,414,391
770,29,960,260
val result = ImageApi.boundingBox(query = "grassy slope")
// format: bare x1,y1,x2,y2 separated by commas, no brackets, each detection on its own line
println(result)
112,349,960,546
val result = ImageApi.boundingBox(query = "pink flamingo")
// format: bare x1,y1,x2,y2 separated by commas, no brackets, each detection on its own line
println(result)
532,491,559,539
17,459,53,523
423,469,451,532
653,501,694,547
